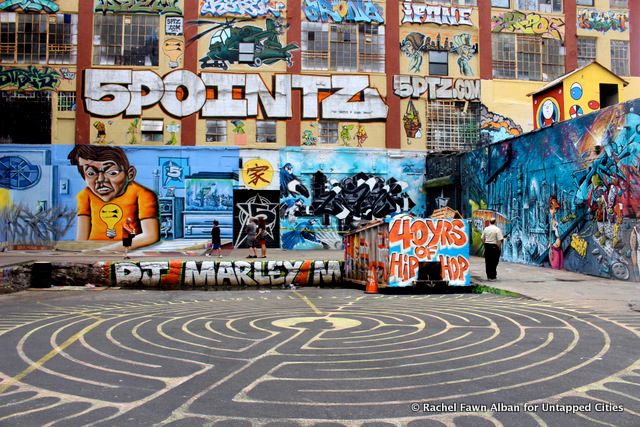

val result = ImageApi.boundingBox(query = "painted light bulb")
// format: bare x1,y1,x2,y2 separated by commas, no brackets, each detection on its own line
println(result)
100,203,123,239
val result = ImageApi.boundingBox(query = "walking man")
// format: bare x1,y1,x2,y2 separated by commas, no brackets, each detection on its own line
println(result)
481,217,503,281
245,217,258,259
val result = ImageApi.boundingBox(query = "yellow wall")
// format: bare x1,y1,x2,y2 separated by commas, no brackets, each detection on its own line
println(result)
562,65,626,120
482,79,544,133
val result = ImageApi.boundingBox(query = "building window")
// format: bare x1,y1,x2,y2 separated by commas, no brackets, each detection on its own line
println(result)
576,0,594,5
318,121,339,144
206,120,227,143
610,40,629,76
491,0,510,7
57,91,76,111
0,12,77,64
577,37,597,67
426,101,481,152
301,22,384,72
93,14,159,66
141,119,163,143
610,0,628,8
429,51,449,76
516,0,562,12
492,34,563,81
256,120,277,143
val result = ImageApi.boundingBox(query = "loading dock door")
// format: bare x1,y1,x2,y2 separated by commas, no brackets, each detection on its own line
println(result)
0,91,51,144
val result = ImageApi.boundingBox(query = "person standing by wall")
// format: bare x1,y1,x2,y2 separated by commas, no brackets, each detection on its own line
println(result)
122,217,136,259
481,217,503,281
245,217,258,259
206,220,222,258
257,217,267,258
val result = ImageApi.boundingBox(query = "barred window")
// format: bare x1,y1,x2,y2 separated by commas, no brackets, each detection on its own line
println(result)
426,100,481,152
256,120,277,143
576,0,594,5
93,14,159,66
302,22,384,72
610,0,628,8
205,120,227,143
516,0,562,12
57,91,76,111
491,0,510,7
0,13,77,64
141,119,163,143
610,40,629,76
318,121,339,144
492,34,563,81
577,37,597,67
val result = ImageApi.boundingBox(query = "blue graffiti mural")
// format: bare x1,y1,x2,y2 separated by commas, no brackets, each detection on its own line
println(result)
200,0,285,18
462,100,640,281
303,0,384,24
0,156,41,190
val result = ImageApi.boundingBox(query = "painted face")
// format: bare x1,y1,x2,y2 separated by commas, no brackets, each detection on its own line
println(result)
542,100,555,120
78,158,130,202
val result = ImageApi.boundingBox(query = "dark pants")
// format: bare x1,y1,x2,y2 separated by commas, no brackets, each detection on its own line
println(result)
484,243,501,280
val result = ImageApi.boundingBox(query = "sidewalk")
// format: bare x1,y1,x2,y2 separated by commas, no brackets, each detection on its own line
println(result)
471,256,640,314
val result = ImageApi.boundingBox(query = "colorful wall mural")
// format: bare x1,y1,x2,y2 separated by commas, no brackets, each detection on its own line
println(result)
480,104,524,144
303,0,384,24
399,31,477,75
94,0,182,15
401,2,472,26
492,11,565,41
0,0,59,13
0,66,61,91
110,259,343,288
199,0,286,18
462,99,640,282
577,9,628,33
279,149,426,250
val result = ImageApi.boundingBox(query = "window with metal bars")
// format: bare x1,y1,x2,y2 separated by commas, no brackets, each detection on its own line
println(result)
610,40,629,76
301,22,384,72
516,0,562,12
206,120,227,143
318,121,339,144
492,34,564,81
256,120,277,143
0,12,77,64
577,37,597,67
576,0,594,5
93,14,159,66
426,100,480,152
57,91,76,111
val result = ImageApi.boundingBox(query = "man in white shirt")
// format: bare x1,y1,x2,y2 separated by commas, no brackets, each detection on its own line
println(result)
481,218,504,281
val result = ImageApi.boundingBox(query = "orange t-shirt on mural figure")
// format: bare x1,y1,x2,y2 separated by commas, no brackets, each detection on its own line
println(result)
76,182,158,240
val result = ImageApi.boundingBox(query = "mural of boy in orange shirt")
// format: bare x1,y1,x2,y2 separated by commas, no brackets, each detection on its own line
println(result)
68,145,159,250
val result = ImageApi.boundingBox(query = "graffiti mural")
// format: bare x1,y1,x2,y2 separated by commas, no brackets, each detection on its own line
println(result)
461,100,640,282
401,1,472,26
492,11,565,41
94,0,182,15
84,70,388,120
0,0,58,12
450,33,477,76
194,18,297,69
577,9,628,33
0,66,60,91
394,75,480,101
403,100,422,142
0,156,41,190
480,104,523,144
162,38,184,69
200,0,285,18
110,259,343,288
303,0,384,24
0,204,75,246
280,149,425,250
234,190,279,248
388,217,470,286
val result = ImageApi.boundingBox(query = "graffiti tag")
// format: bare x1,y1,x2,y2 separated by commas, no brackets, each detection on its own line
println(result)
577,9,628,33
57,68,76,80
200,0,285,18
0,66,61,91
303,0,383,24
112,260,342,288
492,11,565,41
571,234,588,257
84,69,388,120
394,75,480,101
401,1,472,26
0,0,59,13
94,0,182,15
388,218,470,286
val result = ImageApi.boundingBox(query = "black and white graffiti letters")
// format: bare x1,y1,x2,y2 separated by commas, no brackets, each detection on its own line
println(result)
84,69,388,120
393,75,480,101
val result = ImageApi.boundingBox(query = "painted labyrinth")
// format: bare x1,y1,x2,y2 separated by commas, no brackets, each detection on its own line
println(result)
0,292,638,426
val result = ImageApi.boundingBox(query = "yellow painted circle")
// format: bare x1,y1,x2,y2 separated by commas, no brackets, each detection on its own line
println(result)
242,158,274,189
272,316,361,331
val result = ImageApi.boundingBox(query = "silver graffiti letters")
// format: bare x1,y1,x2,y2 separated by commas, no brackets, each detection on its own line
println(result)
393,75,480,101
401,1,472,26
